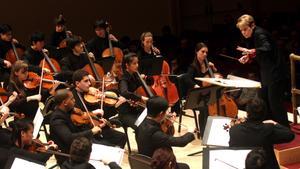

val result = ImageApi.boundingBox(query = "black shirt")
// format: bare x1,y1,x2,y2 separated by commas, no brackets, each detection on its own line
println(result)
136,118,195,157
119,71,142,101
60,52,90,72
229,121,295,169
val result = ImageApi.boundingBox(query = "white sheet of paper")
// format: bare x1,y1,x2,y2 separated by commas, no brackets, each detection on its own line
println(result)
33,108,44,139
206,118,231,147
89,143,124,169
297,107,300,115
209,149,251,169
10,157,45,169
134,108,147,127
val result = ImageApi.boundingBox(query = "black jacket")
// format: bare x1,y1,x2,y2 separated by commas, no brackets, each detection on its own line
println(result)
61,160,122,169
244,26,286,85
229,121,295,169
136,118,195,157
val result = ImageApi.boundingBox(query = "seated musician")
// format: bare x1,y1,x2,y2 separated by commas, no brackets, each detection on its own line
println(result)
7,60,59,120
229,98,295,169
0,118,57,167
71,70,126,145
61,137,122,169
118,53,148,130
60,37,92,82
185,42,219,137
87,18,123,63
136,96,195,169
0,24,24,84
50,89,103,165
137,32,160,60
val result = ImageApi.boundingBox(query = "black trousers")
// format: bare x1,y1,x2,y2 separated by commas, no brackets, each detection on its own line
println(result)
259,80,289,127
94,126,127,148
197,106,209,138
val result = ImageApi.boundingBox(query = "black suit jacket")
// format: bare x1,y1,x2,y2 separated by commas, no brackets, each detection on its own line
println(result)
136,118,195,157
229,121,294,169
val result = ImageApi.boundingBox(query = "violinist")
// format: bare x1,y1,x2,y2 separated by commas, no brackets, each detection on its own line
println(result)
61,137,122,169
136,96,195,169
0,118,56,167
87,18,122,63
185,42,219,137
71,70,126,146
229,98,294,169
7,60,59,119
118,53,148,130
50,89,103,165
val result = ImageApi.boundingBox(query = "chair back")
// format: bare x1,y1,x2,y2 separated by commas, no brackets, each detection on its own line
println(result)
128,154,152,169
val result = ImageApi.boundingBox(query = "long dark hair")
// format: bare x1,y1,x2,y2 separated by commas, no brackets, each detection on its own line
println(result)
11,118,34,148
122,52,138,72
191,42,208,74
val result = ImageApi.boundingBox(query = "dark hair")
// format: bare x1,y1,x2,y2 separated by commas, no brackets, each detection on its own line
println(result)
122,52,138,70
11,118,34,147
151,147,177,169
67,37,81,49
70,137,92,163
55,14,66,25
30,32,45,44
245,148,266,169
0,24,12,34
54,89,70,105
146,96,169,118
93,19,108,29
246,98,267,122
191,42,208,73
72,69,89,85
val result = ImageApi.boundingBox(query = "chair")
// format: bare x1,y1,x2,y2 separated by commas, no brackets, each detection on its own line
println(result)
40,95,56,141
128,154,152,169
175,74,200,137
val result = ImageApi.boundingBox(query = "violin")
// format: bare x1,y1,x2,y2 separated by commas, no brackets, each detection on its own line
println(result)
223,118,246,131
84,89,118,106
24,72,68,90
71,107,114,128
161,112,176,136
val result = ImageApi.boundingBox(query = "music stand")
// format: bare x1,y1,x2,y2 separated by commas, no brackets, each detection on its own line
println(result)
184,85,221,156
100,56,115,74
4,154,45,169
138,56,163,76
203,147,252,169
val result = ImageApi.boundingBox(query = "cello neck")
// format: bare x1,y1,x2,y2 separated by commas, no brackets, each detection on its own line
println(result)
11,42,19,60
82,43,102,81
42,50,58,73
204,57,215,78
136,71,154,97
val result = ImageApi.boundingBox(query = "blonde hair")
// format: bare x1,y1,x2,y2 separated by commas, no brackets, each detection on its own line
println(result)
140,32,153,42
236,14,255,29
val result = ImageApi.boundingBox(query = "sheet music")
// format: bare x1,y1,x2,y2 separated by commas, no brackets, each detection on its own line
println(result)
209,149,251,169
89,143,124,169
33,108,44,139
297,107,300,115
205,118,231,147
195,77,261,88
10,157,45,169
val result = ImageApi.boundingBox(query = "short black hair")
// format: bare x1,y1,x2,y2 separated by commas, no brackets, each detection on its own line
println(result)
72,69,89,85
93,19,108,29
67,37,81,49
146,96,169,117
54,89,70,105
70,137,92,163
245,148,266,169
30,32,45,44
0,24,12,34
246,97,267,122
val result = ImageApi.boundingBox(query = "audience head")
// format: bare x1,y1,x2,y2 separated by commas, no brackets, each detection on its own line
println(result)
69,137,92,163
245,148,266,169
151,147,177,169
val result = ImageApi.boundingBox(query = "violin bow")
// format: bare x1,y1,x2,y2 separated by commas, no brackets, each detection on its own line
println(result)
76,92,96,127
38,58,46,96
100,76,105,110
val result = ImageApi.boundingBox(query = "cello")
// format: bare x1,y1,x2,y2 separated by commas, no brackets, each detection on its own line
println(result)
5,42,25,64
205,58,238,118
152,60,179,106
39,49,61,73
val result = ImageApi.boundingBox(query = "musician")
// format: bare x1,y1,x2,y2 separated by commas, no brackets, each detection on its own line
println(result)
229,98,294,169
50,89,103,165
136,96,194,169
71,70,126,146
118,53,148,130
137,32,161,59
87,19,122,63
61,137,122,169
7,60,59,119
24,32,50,73
151,147,177,169
185,42,218,137
0,119,56,167
0,24,22,83
236,14,288,127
